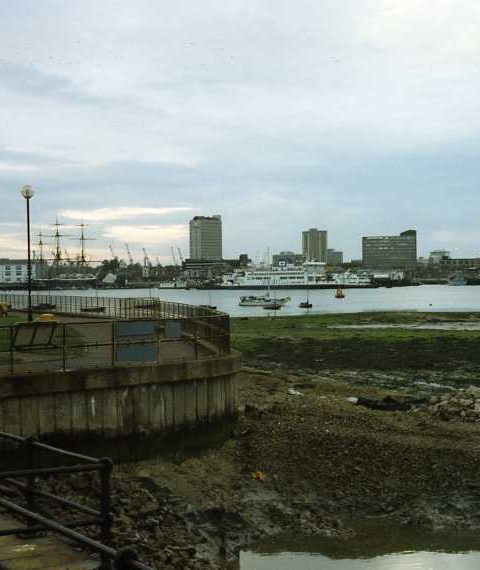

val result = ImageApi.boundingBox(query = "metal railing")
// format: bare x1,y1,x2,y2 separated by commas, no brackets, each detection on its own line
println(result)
0,292,223,321
0,314,230,377
0,431,153,569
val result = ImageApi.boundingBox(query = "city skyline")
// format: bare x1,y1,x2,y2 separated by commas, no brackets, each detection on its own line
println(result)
1,1,480,261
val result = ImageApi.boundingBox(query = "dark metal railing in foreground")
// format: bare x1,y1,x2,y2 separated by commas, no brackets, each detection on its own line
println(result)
0,431,153,570
0,292,223,321
0,313,230,377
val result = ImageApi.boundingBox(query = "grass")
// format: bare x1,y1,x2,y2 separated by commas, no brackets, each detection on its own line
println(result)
0,313,85,366
231,312,480,350
0,312,27,327
231,312,480,370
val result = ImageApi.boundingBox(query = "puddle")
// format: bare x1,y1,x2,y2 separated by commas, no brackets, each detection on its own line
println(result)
232,520,480,569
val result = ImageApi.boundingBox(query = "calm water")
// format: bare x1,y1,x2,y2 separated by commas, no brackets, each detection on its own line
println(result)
234,523,480,569
25,284,480,317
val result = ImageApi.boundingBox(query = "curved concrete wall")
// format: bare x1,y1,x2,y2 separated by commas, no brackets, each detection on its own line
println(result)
0,351,242,439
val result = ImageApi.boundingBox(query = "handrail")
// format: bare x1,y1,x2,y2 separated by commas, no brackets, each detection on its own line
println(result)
0,431,101,463
0,432,154,569
0,292,228,320
0,313,230,377
0,497,153,570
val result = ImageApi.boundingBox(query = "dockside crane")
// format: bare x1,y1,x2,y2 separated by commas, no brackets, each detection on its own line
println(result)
142,248,153,278
142,248,152,268
171,246,178,267
177,248,184,264
125,243,134,265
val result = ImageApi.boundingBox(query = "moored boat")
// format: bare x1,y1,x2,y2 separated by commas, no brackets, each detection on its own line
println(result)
239,295,291,307
263,301,282,310
448,272,467,286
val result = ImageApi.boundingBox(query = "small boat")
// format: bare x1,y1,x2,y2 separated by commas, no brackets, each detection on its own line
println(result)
32,303,57,311
299,285,312,308
239,295,291,307
263,301,282,310
335,287,345,299
448,272,467,286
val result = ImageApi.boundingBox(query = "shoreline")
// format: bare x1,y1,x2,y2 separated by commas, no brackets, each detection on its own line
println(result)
4,311,480,568
115,311,480,567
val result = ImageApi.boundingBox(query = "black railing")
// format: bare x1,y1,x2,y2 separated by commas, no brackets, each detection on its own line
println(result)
0,431,153,569
0,292,224,321
0,313,230,377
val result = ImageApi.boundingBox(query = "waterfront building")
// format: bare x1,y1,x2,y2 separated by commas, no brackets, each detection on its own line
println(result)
429,250,450,264
302,228,328,262
189,215,222,261
0,259,37,283
327,249,343,265
440,257,480,268
272,251,305,266
362,230,417,269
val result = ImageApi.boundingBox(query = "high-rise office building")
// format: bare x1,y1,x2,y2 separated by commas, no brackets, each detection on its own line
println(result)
302,228,328,262
189,215,222,260
362,230,417,269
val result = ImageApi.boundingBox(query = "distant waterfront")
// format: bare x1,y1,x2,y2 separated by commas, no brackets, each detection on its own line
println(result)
9,284,480,317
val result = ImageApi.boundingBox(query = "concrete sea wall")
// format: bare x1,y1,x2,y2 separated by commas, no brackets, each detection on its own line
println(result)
0,351,242,439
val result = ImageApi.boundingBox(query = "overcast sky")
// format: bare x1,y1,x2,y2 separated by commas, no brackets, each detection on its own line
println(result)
1,0,480,264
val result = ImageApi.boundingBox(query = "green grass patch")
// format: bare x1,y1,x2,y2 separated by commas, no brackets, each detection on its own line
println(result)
231,312,480,370
231,312,480,350
0,312,27,327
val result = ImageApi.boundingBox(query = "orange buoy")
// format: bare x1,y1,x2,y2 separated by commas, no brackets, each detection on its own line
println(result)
335,287,345,299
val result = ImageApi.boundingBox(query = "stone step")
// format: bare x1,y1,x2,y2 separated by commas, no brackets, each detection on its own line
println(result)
0,513,99,569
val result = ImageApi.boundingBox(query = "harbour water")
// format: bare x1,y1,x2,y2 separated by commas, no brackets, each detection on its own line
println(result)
26,284,480,317
233,522,480,569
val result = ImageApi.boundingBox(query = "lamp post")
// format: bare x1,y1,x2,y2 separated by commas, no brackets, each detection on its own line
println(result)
20,185,35,322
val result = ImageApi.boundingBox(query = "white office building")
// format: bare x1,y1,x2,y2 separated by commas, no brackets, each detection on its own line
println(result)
0,259,37,283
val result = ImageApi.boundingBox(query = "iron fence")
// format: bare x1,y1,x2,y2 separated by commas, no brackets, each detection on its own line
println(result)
0,431,153,569
0,292,222,320
0,313,230,377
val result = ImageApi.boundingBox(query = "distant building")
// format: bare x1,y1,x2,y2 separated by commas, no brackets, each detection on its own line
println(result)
327,249,343,265
189,215,222,260
362,230,417,269
302,228,327,262
0,259,37,283
272,251,305,266
222,254,251,269
183,254,250,280
440,257,480,268
429,250,450,264
182,259,225,280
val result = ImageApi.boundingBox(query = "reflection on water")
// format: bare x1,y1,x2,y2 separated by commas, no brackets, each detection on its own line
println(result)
239,550,480,569
235,522,480,569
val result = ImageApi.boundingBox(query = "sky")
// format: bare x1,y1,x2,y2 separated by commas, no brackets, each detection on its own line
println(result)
1,0,480,264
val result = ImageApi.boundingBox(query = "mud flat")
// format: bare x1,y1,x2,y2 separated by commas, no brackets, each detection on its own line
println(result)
35,312,480,568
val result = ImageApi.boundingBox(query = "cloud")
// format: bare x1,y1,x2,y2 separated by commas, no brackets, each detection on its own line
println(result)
0,162,40,172
102,224,187,245
1,1,480,260
0,234,25,256
432,230,480,246
60,206,192,222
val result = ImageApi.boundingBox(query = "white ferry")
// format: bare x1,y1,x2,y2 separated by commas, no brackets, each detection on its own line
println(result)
222,263,374,290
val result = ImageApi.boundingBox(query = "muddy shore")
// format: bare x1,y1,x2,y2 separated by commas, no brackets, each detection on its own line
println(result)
23,312,480,568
